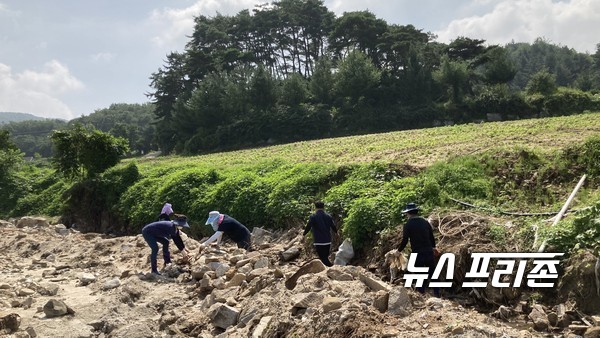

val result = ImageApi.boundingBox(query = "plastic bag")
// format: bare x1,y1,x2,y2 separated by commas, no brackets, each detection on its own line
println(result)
334,238,354,266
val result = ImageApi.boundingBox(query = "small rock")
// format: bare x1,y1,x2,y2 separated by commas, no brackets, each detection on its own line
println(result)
43,299,74,318
17,288,35,297
103,278,121,290
0,313,21,333
322,297,342,313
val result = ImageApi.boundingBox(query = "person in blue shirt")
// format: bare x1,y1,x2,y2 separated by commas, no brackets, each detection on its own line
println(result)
398,202,440,297
142,214,190,275
199,211,252,251
303,201,337,267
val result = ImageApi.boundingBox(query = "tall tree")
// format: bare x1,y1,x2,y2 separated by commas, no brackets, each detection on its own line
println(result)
481,46,517,85
51,125,129,180
0,130,24,213
434,55,470,105
329,11,388,65
333,50,381,104
309,58,335,104
525,69,558,95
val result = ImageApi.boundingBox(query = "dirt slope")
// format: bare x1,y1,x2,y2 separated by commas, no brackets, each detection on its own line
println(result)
1,217,598,338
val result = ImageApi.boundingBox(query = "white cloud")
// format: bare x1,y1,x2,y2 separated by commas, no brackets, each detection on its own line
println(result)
0,61,84,120
435,0,600,53
91,52,115,63
148,0,264,49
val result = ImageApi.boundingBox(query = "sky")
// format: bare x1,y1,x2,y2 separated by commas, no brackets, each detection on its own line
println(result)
1,0,599,121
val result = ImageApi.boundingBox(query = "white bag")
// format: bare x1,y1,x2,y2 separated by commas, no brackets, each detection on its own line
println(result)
334,238,354,266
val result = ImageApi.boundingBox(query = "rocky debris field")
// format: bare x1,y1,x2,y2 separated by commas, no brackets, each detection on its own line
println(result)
1,216,600,338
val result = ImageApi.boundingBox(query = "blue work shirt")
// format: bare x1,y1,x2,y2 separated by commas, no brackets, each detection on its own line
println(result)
142,221,185,251
304,209,337,244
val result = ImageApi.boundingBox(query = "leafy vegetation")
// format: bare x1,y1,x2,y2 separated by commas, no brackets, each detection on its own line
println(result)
51,124,129,180
0,130,25,215
4,114,599,255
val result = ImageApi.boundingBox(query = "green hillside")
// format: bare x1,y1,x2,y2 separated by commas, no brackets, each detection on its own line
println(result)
136,113,600,169
6,113,600,255
0,112,45,124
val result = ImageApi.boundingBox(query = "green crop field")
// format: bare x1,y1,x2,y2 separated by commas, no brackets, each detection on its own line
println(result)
134,113,600,171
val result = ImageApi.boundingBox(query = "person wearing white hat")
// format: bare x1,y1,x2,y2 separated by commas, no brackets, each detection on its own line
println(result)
141,214,190,275
200,211,252,251
157,202,174,221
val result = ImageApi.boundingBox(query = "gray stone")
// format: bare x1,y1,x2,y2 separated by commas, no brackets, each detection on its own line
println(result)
17,288,35,296
359,273,389,292
291,292,323,312
281,247,300,262
103,278,120,290
285,259,326,290
227,273,247,288
387,287,412,316
326,267,354,281
253,257,270,269
16,217,49,228
247,267,270,282
528,304,549,332
252,315,272,338
372,290,389,313
209,304,240,329
43,299,74,318
79,273,97,286
322,297,342,313
0,313,21,333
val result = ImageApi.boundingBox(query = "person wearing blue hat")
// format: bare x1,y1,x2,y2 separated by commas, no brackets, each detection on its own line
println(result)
397,202,440,297
199,211,252,251
142,214,190,275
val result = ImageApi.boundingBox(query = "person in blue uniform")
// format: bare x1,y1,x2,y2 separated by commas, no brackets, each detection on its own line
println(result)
142,214,190,275
303,201,337,267
199,211,252,251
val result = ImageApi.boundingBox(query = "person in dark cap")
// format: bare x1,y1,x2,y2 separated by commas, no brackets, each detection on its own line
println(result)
303,201,337,267
142,214,190,275
397,202,440,297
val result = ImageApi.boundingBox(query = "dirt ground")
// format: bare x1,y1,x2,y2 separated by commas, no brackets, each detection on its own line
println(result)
1,216,599,338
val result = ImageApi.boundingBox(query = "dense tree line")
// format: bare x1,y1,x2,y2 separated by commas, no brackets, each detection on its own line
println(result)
147,0,600,155
3,0,600,158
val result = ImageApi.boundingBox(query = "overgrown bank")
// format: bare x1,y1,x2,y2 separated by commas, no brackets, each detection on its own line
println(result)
5,115,600,259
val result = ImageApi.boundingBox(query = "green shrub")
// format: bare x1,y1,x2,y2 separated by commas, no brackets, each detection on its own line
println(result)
265,163,338,228
119,166,221,231
561,136,600,178
421,157,492,204
544,200,600,253
12,180,71,216
542,89,594,117
193,172,271,229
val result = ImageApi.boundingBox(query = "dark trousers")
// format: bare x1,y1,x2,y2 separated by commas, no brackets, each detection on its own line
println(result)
415,250,440,297
143,233,171,273
236,236,253,251
315,244,332,267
